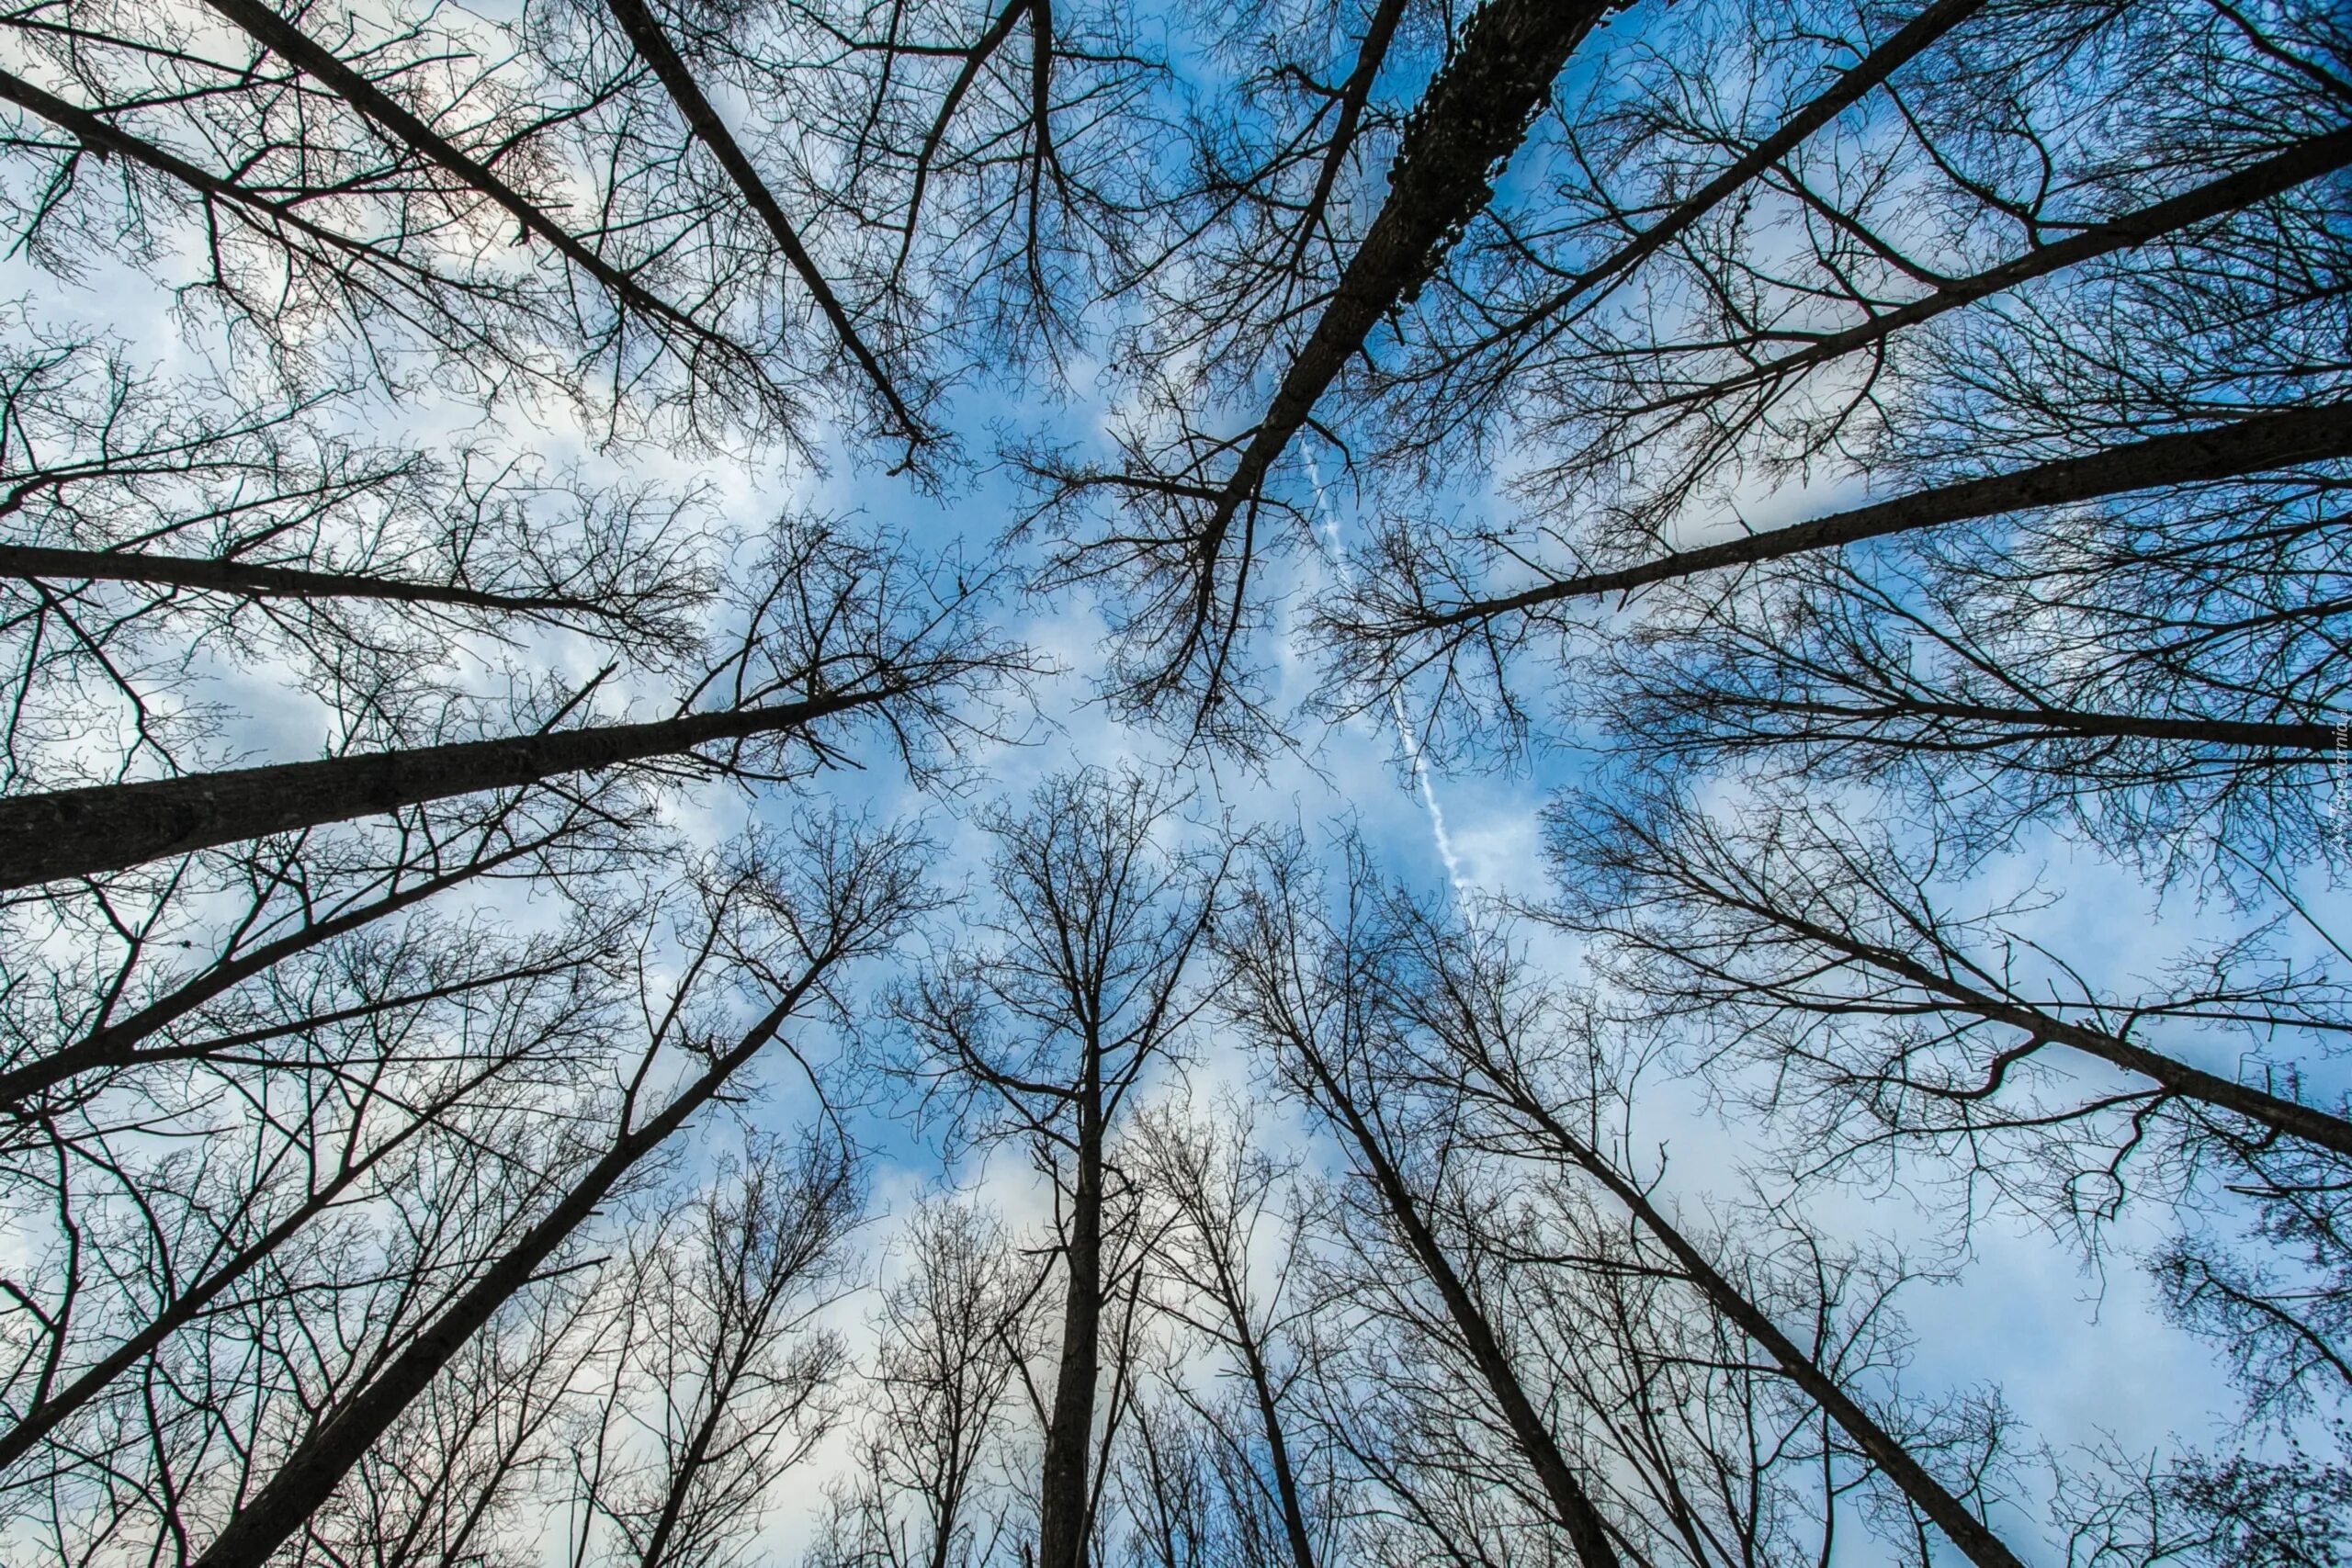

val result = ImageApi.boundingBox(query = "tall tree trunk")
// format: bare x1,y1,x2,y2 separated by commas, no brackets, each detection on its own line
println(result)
1788,915,2352,1160
198,0,740,366
594,0,921,445
1287,1038,1620,1568
1037,1063,1104,1568
185,962,836,1568
1144,0,1621,709
1423,402,2352,627
1464,1055,2029,1568
1498,0,1991,340
1234,1319,1317,1568
1726,694,2341,754
0,1053,522,1472
0,545,616,620
0,686,892,890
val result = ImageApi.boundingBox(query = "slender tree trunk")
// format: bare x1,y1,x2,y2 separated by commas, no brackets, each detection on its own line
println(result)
0,545,613,619
0,686,891,890
1736,694,2341,754
1234,1325,1317,1568
1204,0,1615,528
1038,1063,1104,1568
594,0,921,444
1797,919,2352,1160
198,0,732,361
1162,0,1620,698
0,829,548,1104
1498,0,1990,341
1288,1040,1620,1568
1648,127,2352,412
186,964,833,1568
1473,1065,2028,1568
2,951,583,1106
1425,402,2352,627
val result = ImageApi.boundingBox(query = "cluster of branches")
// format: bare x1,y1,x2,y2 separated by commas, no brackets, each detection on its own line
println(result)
0,0,2341,1559
799,773,2052,1568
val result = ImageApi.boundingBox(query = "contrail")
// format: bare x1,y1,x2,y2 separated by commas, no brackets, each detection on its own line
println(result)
1303,456,1467,897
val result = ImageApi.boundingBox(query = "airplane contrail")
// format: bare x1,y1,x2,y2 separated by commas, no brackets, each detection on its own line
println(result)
1303,456,1467,897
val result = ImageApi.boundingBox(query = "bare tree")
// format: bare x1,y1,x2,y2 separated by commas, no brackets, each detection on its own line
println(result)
562,1133,865,1568
809,1197,1038,1568
1023,0,1624,741
69,813,934,1568
0,520,1012,889
1126,1095,1332,1568
1214,835,1623,1568
897,767,1227,1568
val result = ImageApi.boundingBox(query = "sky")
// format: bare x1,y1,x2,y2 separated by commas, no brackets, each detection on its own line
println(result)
0,0,2322,1553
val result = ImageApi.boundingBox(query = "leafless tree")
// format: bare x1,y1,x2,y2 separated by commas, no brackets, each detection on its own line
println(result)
1214,834,1624,1568
0,811,930,1568
1123,1095,1334,1568
0,518,1015,889
560,1132,866,1568
808,1197,1040,1568
896,767,1228,1568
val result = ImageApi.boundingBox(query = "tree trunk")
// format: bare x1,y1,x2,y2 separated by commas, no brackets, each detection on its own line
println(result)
1163,0,1620,695
198,0,727,359
0,686,891,890
0,1054,517,1473
1736,694,2340,754
1657,127,2352,411
1290,1041,1620,1568
595,0,920,444
1037,1066,1103,1568
0,829,551,1106
1236,1323,1317,1568
1477,1066,2028,1568
0,545,612,619
1430,402,2352,626
186,967,831,1568
1503,0,1990,338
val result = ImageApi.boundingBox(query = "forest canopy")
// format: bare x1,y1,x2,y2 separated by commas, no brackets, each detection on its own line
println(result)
0,0,2344,1563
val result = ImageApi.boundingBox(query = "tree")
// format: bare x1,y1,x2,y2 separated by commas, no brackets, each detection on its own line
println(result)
1214,836,1623,1568
0,520,1012,889
1125,1095,1332,1568
808,1197,1038,1568
82,813,932,1568
897,767,1227,1568
561,1134,865,1568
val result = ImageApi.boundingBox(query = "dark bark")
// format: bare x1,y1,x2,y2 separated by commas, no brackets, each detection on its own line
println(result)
0,685,889,890
1238,1323,1316,1568
1701,694,2340,756
1038,1076,1104,1568
1285,1034,1621,1568
1842,931,2352,1162
0,829,550,1105
185,954,836,1568
1601,814,2352,1160
1464,1062,2027,1568
1633,126,2352,416
1283,0,1412,279
0,1051,520,1473
1419,402,2352,628
198,0,751,369
0,544,616,620
594,0,925,446
1151,0,1623,711
0,66,420,280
